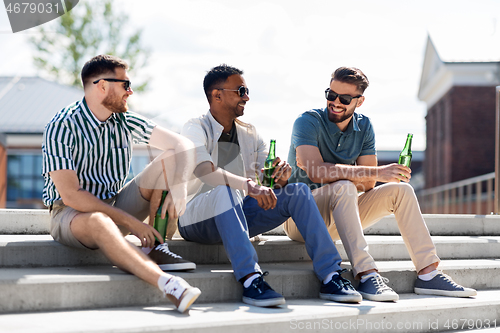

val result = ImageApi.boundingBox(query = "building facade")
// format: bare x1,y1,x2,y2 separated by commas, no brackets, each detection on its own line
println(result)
418,36,500,189
0,134,6,208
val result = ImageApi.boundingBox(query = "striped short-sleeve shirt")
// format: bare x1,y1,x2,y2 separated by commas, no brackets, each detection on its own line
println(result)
42,98,156,206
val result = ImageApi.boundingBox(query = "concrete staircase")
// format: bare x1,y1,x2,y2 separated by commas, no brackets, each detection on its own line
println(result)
0,209,499,333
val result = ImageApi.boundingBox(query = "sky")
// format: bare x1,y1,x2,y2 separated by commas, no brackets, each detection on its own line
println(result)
1,0,500,159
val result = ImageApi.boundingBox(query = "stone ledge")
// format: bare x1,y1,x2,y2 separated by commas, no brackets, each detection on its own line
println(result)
2,209,500,236
2,234,500,267
0,209,50,234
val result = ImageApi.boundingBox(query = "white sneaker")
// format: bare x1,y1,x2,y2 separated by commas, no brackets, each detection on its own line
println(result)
163,276,201,313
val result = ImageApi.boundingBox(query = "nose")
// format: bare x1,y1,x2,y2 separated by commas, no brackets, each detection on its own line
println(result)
127,87,133,95
329,95,342,106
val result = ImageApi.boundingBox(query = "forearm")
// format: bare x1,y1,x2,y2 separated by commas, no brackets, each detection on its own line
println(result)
306,162,376,184
171,136,196,190
296,146,380,191
307,162,411,191
148,126,196,193
334,165,376,191
154,149,192,199
138,141,195,197
354,179,376,192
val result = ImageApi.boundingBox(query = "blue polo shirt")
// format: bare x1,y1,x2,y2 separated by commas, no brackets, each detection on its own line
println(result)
287,108,376,190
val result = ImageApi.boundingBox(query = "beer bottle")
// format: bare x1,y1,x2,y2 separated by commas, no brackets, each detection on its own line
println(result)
398,133,413,168
153,191,168,242
262,139,276,187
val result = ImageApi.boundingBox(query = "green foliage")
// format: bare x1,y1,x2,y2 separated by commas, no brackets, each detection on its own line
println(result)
29,0,150,91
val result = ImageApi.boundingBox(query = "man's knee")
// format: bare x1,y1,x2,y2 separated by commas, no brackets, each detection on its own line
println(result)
206,185,244,216
284,182,312,197
82,212,119,236
70,212,122,248
382,182,416,196
211,185,238,196
399,182,415,193
211,185,243,203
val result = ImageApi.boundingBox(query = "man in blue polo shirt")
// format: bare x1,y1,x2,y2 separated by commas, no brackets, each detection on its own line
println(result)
284,66,476,301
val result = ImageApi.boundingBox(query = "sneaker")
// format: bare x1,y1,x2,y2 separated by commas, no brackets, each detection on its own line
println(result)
320,269,362,303
414,272,477,297
357,274,399,301
148,243,196,271
242,272,286,307
163,276,201,313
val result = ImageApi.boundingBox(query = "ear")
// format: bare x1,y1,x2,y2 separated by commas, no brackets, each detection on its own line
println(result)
356,96,365,107
211,89,221,102
94,79,107,94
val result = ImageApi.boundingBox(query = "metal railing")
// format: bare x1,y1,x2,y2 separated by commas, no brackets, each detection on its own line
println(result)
417,172,495,214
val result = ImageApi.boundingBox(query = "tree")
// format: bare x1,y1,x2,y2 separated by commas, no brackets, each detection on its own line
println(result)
29,0,150,91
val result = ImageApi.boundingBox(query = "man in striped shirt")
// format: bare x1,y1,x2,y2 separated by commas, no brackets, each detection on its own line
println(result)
41,55,201,313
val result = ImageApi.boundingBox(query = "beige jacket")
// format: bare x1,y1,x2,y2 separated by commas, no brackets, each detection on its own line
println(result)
181,111,268,202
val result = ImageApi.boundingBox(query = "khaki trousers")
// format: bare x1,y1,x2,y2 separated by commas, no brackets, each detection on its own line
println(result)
49,177,150,249
283,181,440,277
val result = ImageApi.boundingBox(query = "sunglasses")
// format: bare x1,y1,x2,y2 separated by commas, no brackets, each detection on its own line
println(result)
93,78,132,91
325,88,362,105
218,86,249,97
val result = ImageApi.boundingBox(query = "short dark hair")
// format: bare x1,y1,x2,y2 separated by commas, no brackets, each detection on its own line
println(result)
81,55,129,88
203,64,243,102
331,67,369,94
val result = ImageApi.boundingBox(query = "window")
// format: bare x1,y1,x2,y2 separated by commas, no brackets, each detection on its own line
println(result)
7,151,44,208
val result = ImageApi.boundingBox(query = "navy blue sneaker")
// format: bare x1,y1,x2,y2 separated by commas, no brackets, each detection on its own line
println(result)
242,272,286,307
414,272,477,297
320,269,362,303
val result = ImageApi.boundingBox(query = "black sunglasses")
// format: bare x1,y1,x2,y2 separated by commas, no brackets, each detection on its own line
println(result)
93,78,132,91
325,88,362,105
218,86,249,97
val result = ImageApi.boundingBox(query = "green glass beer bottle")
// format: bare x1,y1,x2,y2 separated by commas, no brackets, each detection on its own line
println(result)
153,191,168,242
262,139,276,187
398,133,413,168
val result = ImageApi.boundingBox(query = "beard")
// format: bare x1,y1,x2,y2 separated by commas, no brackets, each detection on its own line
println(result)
102,90,128,113
233,103,245,117
225,100,245,118
327,102,355,123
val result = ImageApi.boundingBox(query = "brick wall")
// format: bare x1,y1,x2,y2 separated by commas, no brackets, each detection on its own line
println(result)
425,86,496,188
0,143,6,208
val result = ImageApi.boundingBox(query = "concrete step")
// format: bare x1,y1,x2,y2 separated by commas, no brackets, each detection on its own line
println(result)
2,209,500,236
269,214,500,237
0,209,50,234
0,235,312,267
1,290,499,333
2,234,500,267
364,214,500,236
1,260,498,313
